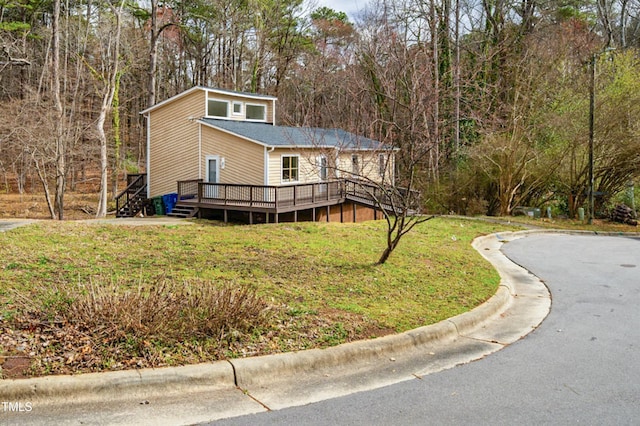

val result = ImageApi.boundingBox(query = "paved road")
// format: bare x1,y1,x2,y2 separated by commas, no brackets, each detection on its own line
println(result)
0,220,36,232
214,234,640,425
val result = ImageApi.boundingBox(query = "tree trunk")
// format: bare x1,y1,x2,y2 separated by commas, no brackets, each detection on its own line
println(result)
96,0,124,218
31,152,56,219
52,0,66,220
148,0,159,108
96,108,109,217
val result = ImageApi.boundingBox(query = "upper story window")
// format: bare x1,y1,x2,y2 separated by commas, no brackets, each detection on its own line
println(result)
207,96,267,122
208,99,228,118
246,104,266,121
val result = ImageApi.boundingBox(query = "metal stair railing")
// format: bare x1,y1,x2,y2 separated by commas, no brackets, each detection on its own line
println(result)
115,174,147,217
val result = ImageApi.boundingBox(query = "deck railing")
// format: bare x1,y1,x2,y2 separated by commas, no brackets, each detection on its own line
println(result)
343,179,422,212
115,174,147,217
177,180,345,209
176,179,420,213
177,179,202,200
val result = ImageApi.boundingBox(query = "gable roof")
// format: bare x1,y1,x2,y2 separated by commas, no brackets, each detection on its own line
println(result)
199,118,389,151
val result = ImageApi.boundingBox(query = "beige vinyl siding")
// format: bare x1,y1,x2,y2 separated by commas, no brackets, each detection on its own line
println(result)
268,150,390,186
336,151,388,184
201,126,264,185
360,152,384,183
148,90,205,197
267,148,329,186
335,152,352,180
205,92,274,124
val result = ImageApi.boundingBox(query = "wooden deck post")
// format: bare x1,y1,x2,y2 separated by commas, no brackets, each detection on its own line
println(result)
326,206,330,222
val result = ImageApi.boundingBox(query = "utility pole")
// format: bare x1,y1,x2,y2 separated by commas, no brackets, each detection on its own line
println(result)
588,48,615,225
588,53,595,225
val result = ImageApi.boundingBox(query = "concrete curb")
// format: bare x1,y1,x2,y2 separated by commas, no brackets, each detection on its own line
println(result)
0,229,556,404
0,363,235,403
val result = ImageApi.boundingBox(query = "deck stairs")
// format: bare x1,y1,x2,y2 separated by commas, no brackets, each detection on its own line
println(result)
167,203,199,218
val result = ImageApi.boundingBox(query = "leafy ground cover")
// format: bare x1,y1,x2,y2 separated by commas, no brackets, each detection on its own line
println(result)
504,216,638,233
0,217,521,378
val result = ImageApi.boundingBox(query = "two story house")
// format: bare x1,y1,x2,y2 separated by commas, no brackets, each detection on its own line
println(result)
118,86,397,224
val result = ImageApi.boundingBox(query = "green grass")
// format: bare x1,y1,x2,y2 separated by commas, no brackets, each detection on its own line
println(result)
0,217,522,376
1,218,518,328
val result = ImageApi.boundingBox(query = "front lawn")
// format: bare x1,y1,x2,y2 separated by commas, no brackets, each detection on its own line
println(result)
0,217,520,377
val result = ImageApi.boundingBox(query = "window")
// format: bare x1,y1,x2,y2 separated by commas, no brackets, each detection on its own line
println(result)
378,154,386,178
208,99,228,118
232,102,242,115
351,154,360,176
282,156,299,182
318,155,328,181
246,104,266,121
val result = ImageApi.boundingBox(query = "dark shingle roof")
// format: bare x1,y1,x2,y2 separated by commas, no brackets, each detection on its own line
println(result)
199,118,385,151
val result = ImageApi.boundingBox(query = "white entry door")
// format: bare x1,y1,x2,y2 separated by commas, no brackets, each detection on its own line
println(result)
205,155,220,198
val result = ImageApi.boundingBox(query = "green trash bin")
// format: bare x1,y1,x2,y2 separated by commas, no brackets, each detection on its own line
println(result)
152,196,165,215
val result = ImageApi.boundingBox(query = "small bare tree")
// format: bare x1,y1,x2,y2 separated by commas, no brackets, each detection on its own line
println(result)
1,100,61,218
351,149,435,265
297,128,434,265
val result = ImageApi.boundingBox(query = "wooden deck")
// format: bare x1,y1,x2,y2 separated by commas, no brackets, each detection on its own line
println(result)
178,180,343,210
173,179,419,223
176,180,348,223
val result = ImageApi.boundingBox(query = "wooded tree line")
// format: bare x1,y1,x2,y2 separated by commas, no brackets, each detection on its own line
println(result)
1,0,639,218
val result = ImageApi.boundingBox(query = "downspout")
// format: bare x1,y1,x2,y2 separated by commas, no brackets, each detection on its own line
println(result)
265,146,275,185
198,122,202,179
145,113,151,198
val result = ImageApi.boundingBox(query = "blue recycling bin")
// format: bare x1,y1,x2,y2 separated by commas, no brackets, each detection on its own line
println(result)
162,193,178,214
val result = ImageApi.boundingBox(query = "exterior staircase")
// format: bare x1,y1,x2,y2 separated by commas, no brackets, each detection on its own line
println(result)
167,202,199,218
115,174,147,218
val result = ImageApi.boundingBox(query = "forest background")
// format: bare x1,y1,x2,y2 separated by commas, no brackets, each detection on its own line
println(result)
1,0,639,220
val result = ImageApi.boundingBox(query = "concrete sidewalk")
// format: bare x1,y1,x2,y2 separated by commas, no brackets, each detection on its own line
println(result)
0,231,551,425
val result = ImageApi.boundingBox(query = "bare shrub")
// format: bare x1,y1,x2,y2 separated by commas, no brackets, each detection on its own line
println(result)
8,278,270,369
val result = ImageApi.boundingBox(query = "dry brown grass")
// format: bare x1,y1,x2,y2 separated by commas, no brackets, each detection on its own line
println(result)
5,279,271,375
0,192,102,220
22,280,269,341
